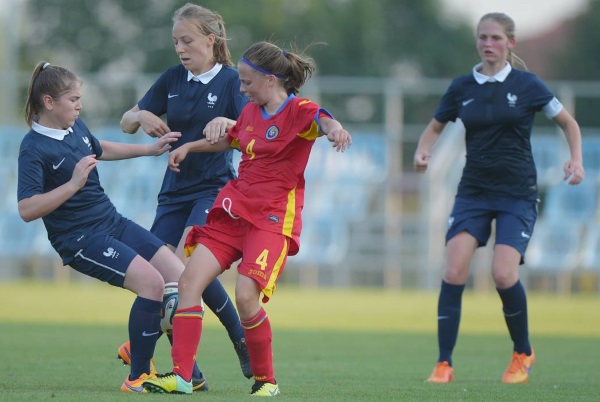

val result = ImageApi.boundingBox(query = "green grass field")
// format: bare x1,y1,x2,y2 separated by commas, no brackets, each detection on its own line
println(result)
1,281,599,401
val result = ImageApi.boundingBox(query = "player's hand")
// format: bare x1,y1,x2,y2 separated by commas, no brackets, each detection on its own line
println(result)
564,159,585,185
204,117,230,144
326,128,352,152
70,155,97,189
414,150,431,173
147,132,181,156
168,144,189,173
139,110,171,138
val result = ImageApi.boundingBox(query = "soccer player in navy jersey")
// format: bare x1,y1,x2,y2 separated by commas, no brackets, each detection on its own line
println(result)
414,13,585,384
17,61,185,393
142,41,352,396
119,3,250,388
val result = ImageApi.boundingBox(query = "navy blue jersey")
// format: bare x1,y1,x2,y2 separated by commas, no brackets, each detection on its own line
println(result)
138,64,248,205
435,66,557,201
17,119,120,253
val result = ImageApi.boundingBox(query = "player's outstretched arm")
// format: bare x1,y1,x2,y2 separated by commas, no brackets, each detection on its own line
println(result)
320,117,352,152
98,132,181,161
204,117,238,144
168,136,232,173
121,105,171,138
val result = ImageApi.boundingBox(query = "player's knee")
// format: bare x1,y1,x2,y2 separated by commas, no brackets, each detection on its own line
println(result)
235,289,253,307
125,261,165,301
492,269,517,288
141,274,166,301
150,246,185,280
235,288,260,318
444,266,469,284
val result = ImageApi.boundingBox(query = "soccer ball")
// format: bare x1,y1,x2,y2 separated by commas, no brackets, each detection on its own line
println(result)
160,282,179,334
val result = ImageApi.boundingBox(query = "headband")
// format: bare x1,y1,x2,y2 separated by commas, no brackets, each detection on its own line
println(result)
42,62,51,70
240,57,284,79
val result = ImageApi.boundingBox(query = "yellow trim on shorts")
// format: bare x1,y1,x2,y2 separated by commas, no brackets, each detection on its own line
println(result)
262,238,288,301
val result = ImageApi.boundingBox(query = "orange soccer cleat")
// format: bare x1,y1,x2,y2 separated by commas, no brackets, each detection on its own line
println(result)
502,349,535,383
120,372,155,393
117,341,157,376
426,361,454,383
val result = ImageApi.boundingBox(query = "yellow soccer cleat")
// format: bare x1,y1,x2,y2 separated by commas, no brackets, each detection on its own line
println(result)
502,349,535,383
143,372,193,394
426,361,454,383
250,381,281,396
117,340,208,391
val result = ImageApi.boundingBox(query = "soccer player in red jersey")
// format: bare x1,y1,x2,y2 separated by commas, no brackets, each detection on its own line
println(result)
118,3,251,388
142,41,351,396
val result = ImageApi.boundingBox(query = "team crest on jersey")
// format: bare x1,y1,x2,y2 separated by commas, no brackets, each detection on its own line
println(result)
265,125,280,141
207,93,217,108
82,136,92,150
507,93,518,107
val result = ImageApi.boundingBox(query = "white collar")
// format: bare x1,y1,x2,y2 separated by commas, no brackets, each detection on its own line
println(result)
472,62,512,84
32,122,73,140
187,63,223,84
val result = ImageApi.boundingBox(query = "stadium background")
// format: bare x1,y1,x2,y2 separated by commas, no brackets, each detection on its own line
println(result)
1,2,599,400
1,0,600,296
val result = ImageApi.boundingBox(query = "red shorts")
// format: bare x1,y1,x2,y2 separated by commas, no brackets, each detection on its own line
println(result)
185,210,289,302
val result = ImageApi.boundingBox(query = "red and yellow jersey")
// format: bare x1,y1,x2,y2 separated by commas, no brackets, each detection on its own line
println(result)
210,95,331,255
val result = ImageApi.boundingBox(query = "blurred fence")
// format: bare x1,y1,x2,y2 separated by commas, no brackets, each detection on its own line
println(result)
2,74,600,294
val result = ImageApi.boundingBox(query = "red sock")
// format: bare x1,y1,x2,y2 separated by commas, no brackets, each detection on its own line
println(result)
242,307,275,384
171,305,203,382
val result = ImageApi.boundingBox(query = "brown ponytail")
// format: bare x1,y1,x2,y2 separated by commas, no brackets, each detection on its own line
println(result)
242,42,318,95
24,62,81,127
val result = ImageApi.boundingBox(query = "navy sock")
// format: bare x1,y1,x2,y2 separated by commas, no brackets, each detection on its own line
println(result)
437,281,465,366
203,278,245,344
497,280,531,355
129,296,162,379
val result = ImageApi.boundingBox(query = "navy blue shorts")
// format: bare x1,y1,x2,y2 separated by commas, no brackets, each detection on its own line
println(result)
446,195,539,263
61,217,165,287
151,197,216,247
